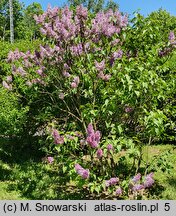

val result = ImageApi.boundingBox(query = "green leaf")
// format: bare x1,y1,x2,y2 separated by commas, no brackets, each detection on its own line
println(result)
134,90,140,97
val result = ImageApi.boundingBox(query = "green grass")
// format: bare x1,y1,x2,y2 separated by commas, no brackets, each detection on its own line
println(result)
142,145,176,199
0,182,24,200
0,137,176,199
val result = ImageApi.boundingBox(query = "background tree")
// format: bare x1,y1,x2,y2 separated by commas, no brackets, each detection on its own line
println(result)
0,0,24,41
9,0,14,43
67,0,119,12
19,2,43,40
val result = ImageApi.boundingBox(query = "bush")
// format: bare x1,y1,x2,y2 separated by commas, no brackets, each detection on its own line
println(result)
0,87,28,136
2,5,176,199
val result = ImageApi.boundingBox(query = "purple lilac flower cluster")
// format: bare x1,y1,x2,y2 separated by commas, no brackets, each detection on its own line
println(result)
59,92,65,100
95,60,105,71
113,50,123,59
86,123,101,148
2,81,12,90
107,144,113,152
96,149,103,159
97,72,111,81
52,129,64,144
70,44,83,56
75,164,89,179
2,75,13,90
47,156,54,164
95,60,111,81
116,187,123,196
168,31,175,43
158,47,173,57
4,5,128,90
131,173,141,183
131,172,154,192
71,76,80,88
105,177,119,187
110,49,123,66
34,6,127,42
91,10,128,39
132,184,144,191
6,46,55,86
143,173,154,188
158,31,176,57
125,106,133,113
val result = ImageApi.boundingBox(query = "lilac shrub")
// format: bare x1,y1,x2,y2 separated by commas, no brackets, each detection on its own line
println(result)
3,5,175,199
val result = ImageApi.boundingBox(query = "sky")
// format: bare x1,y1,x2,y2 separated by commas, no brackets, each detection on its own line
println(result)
20,0,176,17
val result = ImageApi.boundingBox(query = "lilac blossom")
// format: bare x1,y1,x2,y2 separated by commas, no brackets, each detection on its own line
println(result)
59,92,65,100
105,26,116,37
111,39,120,46
17,67,27,77
71,76,80,88
113,50,123,59
70,44,83,56
95,60,105,71
97,71,105,79
96,149,103,159
91,9,127,37
86,123,101,148
23,60,32,67
107,144,113,152
131,173,141,184
76,5,88,19
103,74,111,81
105,177,119,187
97,71,111,81
47,156,54,164
2,81,12,90
116,187,123,196
26,81,32,87
52,129,64,144
25,6,128,58
6,76,12,83
75,164,89,179
120,14,128,27
71,82,77,88
158,47,172,57
7,49,22,62
62,71,70,78
36,69,43,76
125,106,133,113
63,63,69,70
169,31,175,41
132,184,144,191
31,78,46,85
143,173,154,188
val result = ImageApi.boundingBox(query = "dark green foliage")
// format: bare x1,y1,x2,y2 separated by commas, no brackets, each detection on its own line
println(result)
18,3,43,40
68,0,119,12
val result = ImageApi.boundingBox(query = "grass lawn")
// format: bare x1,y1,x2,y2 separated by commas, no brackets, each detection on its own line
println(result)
142,145,176,200
0,137,176,200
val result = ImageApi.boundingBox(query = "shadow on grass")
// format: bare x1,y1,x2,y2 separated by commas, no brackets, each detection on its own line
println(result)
167,176,176,188
1,137,174,200
0,136,44,164
0,165,11,181
0,137,92,199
